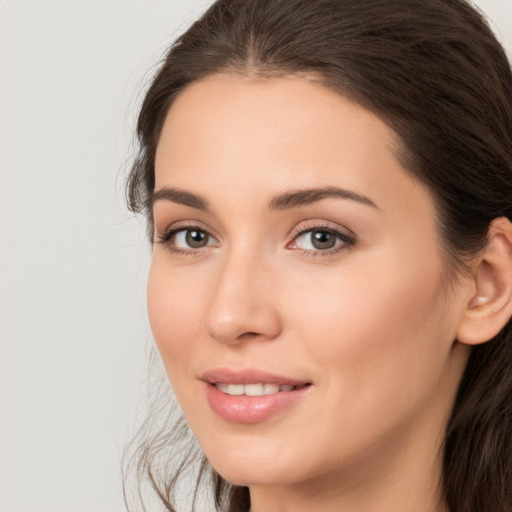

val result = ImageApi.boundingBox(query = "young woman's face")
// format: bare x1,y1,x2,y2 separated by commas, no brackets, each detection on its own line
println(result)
149,75,471,492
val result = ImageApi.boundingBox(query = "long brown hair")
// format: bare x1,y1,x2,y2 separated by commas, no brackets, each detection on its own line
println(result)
124,1,512,511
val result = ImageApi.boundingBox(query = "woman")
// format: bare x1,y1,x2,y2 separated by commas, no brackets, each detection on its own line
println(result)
124,0,512,511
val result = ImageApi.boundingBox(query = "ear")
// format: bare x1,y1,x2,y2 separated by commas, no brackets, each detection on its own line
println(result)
457,217,512,346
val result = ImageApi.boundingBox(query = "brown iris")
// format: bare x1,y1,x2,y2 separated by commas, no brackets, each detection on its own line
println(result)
311,229,337,250
185,229,209,248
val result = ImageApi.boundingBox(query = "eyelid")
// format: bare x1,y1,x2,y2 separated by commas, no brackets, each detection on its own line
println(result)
155,221,220,252
287,220,355,242
154,219,356,256
156,220,214,239
287,221,357,254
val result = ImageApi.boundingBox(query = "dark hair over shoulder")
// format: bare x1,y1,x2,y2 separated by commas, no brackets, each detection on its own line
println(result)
125,1,512,511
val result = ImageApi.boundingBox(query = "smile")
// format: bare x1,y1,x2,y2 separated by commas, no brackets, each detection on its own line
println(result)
214,383,307,396
202,369,313,423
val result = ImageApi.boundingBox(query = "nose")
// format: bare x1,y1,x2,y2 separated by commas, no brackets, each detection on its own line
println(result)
205,252,282,345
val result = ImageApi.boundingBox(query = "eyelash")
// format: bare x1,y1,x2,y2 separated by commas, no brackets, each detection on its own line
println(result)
289,223,356,256
156,223,216,257
156,222,356,257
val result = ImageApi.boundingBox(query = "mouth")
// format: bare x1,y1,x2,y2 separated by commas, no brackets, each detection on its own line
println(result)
201,368,313,423
214,382,311,396
201,367,312,390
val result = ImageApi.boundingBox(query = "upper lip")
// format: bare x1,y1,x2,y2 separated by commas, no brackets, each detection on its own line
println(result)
200,368,311,386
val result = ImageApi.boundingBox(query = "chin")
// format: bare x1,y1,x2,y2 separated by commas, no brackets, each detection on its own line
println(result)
203,441,317,488
213,462,301,487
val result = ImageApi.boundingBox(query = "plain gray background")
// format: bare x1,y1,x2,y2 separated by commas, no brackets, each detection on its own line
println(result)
1,1,511,511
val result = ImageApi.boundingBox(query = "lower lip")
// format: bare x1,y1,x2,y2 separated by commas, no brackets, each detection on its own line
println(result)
205,383,311,424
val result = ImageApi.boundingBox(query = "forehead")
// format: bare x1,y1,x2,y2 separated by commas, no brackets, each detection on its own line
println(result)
154,74,434,223
156,74,396,164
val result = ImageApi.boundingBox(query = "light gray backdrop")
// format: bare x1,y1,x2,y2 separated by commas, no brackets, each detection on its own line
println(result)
1,1,511,511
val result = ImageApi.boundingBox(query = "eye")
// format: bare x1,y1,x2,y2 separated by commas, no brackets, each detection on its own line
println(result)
174,228,213,249
290,226,354,253
156,225,218,253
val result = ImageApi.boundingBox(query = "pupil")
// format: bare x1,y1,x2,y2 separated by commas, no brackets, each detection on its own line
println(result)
312,229,335,249
186,230,207,248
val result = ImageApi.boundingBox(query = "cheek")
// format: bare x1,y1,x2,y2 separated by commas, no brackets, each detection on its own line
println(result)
147,257,205,375
287,248,453,406
272,254,456,473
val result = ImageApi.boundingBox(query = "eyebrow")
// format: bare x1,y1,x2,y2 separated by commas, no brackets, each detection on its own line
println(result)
151,187,209,210
268,186,379,211
151,185,379,211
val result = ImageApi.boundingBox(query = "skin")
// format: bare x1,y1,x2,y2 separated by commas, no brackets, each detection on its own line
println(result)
148,75,477,512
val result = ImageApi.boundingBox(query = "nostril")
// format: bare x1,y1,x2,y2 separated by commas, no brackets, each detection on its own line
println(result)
205,294,282,345
236,331,262,341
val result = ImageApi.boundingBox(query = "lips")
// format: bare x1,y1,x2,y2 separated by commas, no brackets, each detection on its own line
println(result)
201,368,310,386
201,368,312,423
215,382,305,396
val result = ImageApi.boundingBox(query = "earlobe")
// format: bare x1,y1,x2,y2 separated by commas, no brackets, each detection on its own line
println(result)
457,217,512,346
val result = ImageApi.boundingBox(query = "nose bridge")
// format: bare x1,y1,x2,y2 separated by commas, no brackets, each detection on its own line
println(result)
205,243,281,344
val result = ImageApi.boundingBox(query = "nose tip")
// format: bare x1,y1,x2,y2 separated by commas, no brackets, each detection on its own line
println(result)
206,312,278,345
206,300,282,345
205,262,282,345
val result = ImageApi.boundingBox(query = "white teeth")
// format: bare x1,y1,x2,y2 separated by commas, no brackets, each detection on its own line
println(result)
263,383,280,395
245,383,264,396
216,383,228,393
216,383,244,395
215,383,292,396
